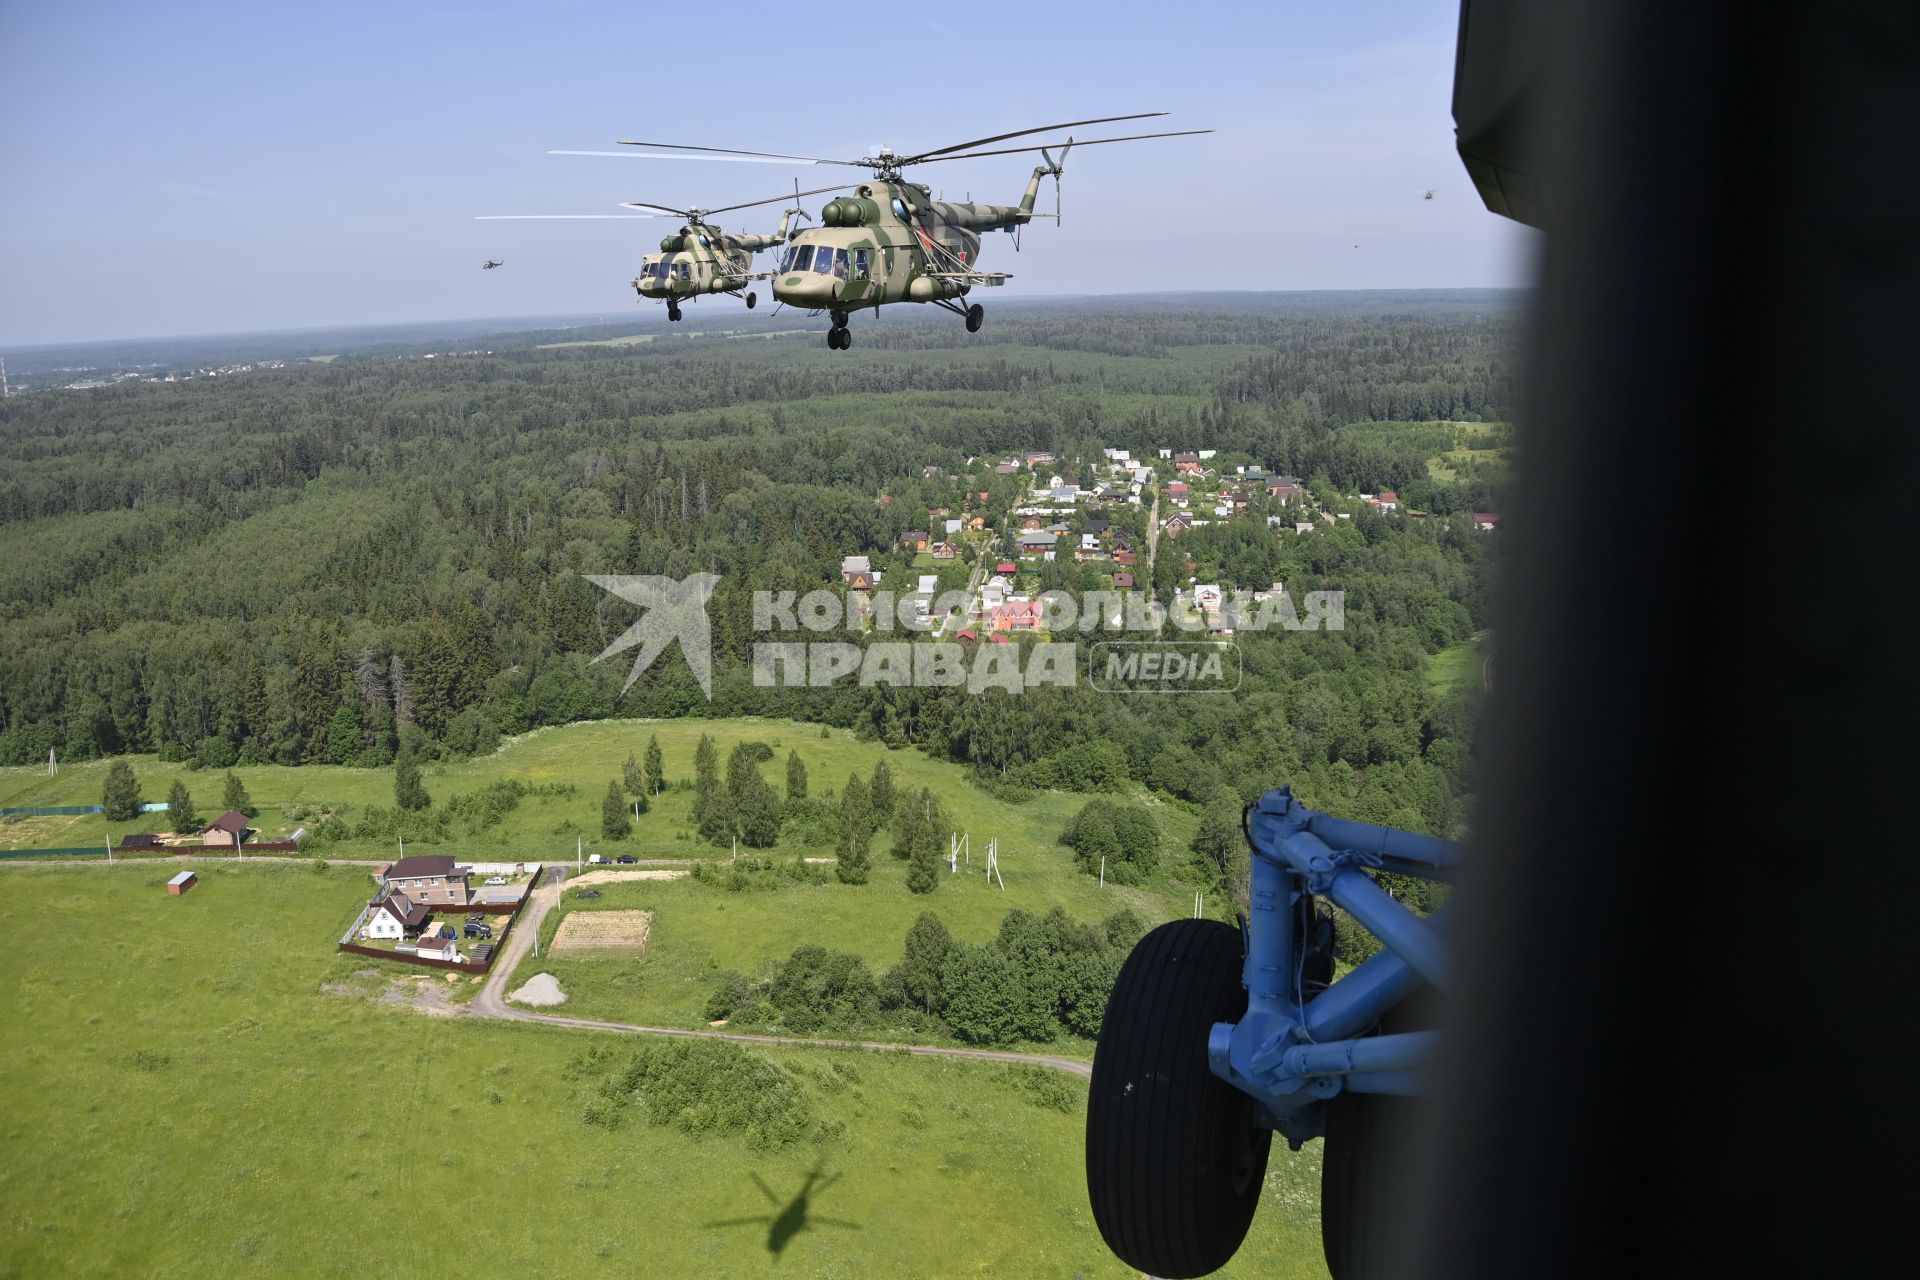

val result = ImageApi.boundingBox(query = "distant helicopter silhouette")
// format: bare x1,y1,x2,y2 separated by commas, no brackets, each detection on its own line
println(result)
705,1162,858,1257
1422,189,1436,200
481,259,503,270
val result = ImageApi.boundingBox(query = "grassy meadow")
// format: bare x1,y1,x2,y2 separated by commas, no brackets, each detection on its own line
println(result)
0,863,1330,1279
0,718,1201,867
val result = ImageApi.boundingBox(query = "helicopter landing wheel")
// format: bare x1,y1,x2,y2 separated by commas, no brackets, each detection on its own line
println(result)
965,303,984,333
745,291,757,310
826,326,851,351
667,303,682,322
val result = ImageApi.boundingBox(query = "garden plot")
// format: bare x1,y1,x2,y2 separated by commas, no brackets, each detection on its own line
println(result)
551,909,654,955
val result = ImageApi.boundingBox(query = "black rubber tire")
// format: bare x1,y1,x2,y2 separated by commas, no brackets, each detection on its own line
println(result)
825,328,839,349
745,291,757,309
1321,1090,1429,1279
1319,992,1435,1280
838,327,852,350
1087,918,1271,1279
965,303,984,333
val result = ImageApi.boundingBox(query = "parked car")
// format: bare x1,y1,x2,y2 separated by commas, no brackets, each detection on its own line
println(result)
616,854,638,864
463,921,492,939
483,876,507,886
574,889,601,900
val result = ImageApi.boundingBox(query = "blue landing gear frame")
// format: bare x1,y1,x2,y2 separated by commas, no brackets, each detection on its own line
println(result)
1208,786,1459,1149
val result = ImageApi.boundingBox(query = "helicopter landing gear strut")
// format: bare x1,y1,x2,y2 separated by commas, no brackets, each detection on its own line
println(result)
934,298,985,333
827,310,851,351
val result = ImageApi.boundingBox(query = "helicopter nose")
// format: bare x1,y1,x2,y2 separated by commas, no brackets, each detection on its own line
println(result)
774,275,834,307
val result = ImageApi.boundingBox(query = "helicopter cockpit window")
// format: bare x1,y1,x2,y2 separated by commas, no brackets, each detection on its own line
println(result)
818,248,848,279
672,261,691,282
780,246,798,273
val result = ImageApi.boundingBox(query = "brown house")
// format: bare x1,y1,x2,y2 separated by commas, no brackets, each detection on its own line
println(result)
199,810,253,848
383,855,471,907
930,541,959,560
898,531,930,552
1114,572,1136,588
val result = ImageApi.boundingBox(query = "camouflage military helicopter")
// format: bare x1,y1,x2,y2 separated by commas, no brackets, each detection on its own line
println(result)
588,113,1209,349
476,200,807,321
481,258,503,269
624,200,810,321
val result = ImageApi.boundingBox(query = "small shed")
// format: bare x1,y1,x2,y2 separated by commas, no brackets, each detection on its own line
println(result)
166,871,197,896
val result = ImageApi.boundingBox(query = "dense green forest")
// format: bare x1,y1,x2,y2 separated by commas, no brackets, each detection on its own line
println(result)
0,294,1512,838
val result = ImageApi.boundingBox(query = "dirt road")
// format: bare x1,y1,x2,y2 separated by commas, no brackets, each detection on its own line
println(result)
470,878,1092,1079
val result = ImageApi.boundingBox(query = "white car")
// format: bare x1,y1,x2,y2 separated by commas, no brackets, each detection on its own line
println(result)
483,876,507,886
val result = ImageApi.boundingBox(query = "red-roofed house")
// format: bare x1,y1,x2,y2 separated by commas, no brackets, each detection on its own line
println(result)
1473,512,1502,530
991,600,1043,632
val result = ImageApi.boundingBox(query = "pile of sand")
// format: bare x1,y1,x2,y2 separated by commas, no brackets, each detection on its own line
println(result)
507,972,567,1006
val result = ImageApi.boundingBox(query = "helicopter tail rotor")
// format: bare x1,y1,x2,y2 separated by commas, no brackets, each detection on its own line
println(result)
1038,138,1074,225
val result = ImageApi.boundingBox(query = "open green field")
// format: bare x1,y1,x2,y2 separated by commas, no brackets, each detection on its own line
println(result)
519,831,1192,1046
1425,635,1485,695
0,719,1201,872
1425,420,1514,484
0,864,1330,1278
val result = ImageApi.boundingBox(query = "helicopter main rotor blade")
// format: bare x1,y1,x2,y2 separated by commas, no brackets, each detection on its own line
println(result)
910,129,1214,166
614,140,845,165
622,182,855,220
619,201,695,218
551,150,811,165
901,112,1168,164
474,214,661,219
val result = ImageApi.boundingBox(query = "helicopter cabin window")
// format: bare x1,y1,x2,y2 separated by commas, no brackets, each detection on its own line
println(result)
672,261,691,282
819,248,849,279
791,244,815,273
891,197,909,220
853,248,871,279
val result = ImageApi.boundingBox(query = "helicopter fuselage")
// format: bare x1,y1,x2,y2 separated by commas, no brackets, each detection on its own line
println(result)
772,176,1038,312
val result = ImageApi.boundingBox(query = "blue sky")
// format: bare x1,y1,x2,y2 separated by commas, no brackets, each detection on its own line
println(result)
0,0,1538,346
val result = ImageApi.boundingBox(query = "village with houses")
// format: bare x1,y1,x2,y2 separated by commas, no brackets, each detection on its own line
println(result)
829,442,1501,643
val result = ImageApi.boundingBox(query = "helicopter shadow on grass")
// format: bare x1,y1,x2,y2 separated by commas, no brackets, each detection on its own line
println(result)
704,1160,861,1260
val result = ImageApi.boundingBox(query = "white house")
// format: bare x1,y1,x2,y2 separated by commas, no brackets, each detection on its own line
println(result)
1194,583,1224,612
413,935,459,962
365,895,429,941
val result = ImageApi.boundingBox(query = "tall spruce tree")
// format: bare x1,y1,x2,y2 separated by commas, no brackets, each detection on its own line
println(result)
602,778,632,840
101,760,141,822
786,750,808,801
222,771,254,817
166,779,198,832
